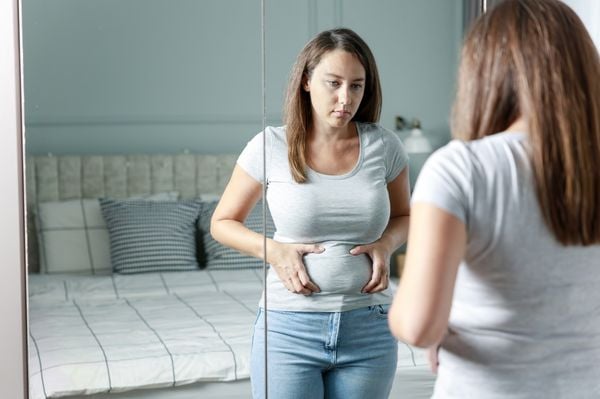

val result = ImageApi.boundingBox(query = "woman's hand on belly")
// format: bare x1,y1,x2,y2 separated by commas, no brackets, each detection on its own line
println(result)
350,241,390,293
267,241,324,295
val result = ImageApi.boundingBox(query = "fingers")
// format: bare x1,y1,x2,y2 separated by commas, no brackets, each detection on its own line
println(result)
299,244,325,255
298,269,321,293
271,242,323,296
285,275,318,296
279,262,320,296
349,246,361,255
362,276,389,293
303,280,321,293
290,275,313,295
362,263,389,293
349,245,366,255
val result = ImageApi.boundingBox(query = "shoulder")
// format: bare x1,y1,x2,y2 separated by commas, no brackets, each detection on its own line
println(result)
411,141,474,223
430,132,528,172
357,122,392,137
357,122,408,181
357,122,403,148
238,126,289,182
267,125,286,140
428,139,471,164
423,132,529,189
247,125,286,141
420,140,476,185
244,125,287,151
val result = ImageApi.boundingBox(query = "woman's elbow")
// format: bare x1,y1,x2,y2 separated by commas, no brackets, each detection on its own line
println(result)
209,216,224,245
388,306,445,348
394,329,441,349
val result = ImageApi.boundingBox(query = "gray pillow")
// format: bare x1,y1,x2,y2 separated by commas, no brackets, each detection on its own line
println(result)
198,200,275,270
100,198,202,274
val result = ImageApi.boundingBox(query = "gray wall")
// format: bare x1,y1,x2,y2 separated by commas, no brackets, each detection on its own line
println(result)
23,0,463,155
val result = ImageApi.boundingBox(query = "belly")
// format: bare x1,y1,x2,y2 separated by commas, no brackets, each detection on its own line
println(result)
303,245,372,295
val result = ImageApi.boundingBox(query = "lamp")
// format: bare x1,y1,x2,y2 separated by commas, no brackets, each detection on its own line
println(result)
403,118,432,154
394,117,433,192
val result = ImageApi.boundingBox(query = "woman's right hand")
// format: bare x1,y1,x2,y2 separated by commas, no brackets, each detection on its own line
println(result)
268,241,325,295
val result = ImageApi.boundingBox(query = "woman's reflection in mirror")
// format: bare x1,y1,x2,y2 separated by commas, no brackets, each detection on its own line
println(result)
389,0,600,398
211,28,410,399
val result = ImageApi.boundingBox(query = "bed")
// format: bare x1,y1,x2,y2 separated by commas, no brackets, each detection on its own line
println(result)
25,154,435,399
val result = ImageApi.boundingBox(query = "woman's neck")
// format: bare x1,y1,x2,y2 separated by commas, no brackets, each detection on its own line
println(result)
505,117,528,133
309,121,357,143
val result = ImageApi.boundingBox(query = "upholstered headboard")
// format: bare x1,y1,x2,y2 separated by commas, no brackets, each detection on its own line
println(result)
25,153,238,272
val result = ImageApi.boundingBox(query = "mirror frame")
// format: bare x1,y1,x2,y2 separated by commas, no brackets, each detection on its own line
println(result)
0,0,28,397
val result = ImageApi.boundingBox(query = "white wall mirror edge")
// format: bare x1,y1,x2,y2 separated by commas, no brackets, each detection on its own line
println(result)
0,0,28,397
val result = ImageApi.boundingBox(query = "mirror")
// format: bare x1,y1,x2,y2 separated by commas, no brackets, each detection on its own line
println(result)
23,1,263,398
22,1,464,399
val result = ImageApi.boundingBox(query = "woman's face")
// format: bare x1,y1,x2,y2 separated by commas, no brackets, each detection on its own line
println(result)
304,49,366,130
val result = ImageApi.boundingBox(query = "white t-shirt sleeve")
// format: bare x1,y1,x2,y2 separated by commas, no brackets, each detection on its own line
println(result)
410,141,471,225
236,131,265,183
383,128,409,183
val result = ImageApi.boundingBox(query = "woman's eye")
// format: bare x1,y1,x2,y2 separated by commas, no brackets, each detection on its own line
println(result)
327,80,340,88
351,83,363,90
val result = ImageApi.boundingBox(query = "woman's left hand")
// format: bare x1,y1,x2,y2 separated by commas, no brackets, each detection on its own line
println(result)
350,242,390,293
427,344,440,374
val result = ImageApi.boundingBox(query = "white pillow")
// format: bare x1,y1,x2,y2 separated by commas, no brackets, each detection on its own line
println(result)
36,192,178,274
198,193,221,202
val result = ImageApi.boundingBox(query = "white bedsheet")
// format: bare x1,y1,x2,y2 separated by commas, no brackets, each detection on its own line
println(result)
28,271,433,399
28,270,263,399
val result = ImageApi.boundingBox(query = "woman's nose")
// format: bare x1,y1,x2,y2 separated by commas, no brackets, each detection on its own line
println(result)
339,88,351,105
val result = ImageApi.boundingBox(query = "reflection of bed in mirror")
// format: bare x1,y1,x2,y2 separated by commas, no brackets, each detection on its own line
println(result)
25,153,434,399
26,153,259,399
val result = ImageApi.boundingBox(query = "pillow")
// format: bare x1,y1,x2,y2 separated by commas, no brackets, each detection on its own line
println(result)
198,193,221,202
198,200,275,270
36,192,179,274
100,198,202,274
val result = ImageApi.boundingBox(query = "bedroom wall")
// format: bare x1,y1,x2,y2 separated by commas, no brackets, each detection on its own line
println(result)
562,0,600,50
21,0,263,155
266,0,463,151
22,0,463,155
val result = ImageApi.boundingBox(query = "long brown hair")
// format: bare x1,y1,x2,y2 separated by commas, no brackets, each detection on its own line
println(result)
284,28,382,183
452,0,600,246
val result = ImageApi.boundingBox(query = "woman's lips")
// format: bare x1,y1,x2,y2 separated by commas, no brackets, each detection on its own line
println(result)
333,110,351,117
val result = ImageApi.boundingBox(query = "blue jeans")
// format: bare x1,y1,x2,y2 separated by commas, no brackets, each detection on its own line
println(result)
250,305,398,399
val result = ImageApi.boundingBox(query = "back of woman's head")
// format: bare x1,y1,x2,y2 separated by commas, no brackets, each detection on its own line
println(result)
284,28,382,183
452,0,600,245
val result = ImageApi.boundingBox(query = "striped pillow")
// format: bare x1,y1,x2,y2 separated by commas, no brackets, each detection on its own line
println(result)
100,198,202,274
35,192,179,274
199,200,275,270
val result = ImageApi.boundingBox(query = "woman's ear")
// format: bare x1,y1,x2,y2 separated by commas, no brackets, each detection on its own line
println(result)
302,74,310,92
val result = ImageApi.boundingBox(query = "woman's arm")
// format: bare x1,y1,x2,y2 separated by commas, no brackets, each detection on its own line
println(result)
210,165,323,295
210,165,265,260
351,166,411,293
388,203,466,347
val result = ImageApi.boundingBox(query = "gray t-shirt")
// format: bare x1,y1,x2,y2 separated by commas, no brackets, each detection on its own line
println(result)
237,123,408,312
412,131,600,399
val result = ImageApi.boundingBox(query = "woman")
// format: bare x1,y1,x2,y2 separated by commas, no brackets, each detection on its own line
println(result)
389,0,600,398
211,28,410,399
